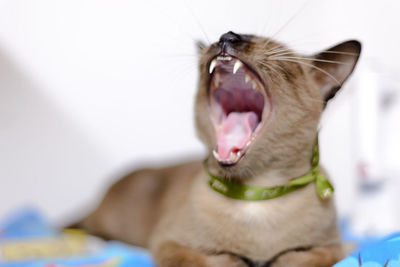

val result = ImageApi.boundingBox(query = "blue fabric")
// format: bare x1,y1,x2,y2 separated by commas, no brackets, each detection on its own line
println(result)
335,233,400,267
0,207,156,267
0,207,56,239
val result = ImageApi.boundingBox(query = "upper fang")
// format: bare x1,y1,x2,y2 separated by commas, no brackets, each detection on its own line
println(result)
209,60,217,74
233,60,243,74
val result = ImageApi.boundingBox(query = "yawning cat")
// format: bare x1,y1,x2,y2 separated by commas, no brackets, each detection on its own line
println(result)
71,31,361,267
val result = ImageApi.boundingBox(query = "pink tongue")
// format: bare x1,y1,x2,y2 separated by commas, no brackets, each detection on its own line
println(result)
217,112,258,159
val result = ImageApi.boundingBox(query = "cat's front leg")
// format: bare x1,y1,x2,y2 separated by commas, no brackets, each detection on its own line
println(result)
152,241,248,267
270,244,344,267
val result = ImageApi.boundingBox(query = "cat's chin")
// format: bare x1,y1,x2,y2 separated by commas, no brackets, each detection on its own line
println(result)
208,54,272,167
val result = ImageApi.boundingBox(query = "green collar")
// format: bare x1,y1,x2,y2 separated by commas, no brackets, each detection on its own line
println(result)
205,139,334,201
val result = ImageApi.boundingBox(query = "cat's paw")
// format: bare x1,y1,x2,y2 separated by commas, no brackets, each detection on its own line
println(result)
206,253,248,267
270,245,342,267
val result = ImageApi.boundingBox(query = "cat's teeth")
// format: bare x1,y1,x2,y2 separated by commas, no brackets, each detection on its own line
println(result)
252,81,258,90
209,59,217,74
217,55,232,61
213,149,242,163
245,74,251,84
213,150,220,160
233,60,243,74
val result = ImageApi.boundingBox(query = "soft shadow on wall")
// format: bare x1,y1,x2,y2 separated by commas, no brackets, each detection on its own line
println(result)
0,45,110,223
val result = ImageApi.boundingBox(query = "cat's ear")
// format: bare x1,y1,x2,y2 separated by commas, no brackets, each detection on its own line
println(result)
310,40,361,103
195,40,206,55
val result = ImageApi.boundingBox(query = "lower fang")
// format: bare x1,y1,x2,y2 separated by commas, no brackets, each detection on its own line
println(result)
245,74,251,84
252,81,258,90
229,151,239,161
213,150,221,161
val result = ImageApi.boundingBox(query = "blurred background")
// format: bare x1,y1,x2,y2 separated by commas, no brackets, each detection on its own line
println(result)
0,0,399,238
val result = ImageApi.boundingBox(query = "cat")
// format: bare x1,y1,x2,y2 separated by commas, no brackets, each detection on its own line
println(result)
70,31,361,266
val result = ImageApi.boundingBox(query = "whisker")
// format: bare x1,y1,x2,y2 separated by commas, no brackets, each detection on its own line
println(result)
263,35,324,56
259,61,286,81
262,37,284,52
148,0,200,45
275,33,333,48
262,0,311,51
263,39,360,62
144,38,194,52
268,46,360,57
166,61,198,88
262,63,283,79
264,39,317,56
156,53,199,58
257,0,272,35
266,49,294,57
271,58,342,86
264,39,311,52
258,0,274,36
318,50,360,56
260,61,287,75
183,0,211,45
259,63,327,106
270,56,351,65
266,46,292,55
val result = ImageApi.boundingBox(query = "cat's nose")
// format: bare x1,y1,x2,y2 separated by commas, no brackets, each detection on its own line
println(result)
219,31,242,45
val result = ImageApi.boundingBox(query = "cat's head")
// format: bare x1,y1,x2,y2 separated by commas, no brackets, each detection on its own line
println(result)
195,31,361,179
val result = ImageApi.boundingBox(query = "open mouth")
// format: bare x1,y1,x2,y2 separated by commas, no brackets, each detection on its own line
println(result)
208,55,270,166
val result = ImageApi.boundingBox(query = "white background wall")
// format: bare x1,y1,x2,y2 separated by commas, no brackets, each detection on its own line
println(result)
0,0,399,227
